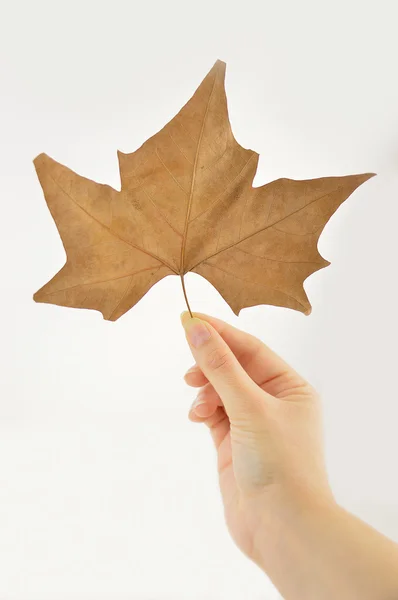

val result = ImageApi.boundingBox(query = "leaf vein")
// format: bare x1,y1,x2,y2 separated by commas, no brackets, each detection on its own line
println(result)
141,186,183,238
235,247,324,265
189,185,345,271
48,174,177,274
201,262,306,309
39,265,162,297
179,68,219,273
166,130,194,165
190,153,257,224
155,147,189,195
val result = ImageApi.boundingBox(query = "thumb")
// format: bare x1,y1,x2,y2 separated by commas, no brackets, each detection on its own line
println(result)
181,312,263,422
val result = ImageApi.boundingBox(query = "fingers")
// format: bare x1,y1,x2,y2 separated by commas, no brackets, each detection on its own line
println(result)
181,312,265,422
192,312,306,394
202,407,230,451
188,383,220,420
184,364,208,388
189,401,230,451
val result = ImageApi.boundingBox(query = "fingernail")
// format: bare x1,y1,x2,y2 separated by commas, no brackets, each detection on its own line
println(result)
180,313,211,348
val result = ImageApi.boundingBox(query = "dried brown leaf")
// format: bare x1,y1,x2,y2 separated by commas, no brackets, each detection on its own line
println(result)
33,60,374,321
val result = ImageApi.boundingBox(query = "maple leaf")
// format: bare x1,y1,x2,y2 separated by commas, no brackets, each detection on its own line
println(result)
33,60,374,321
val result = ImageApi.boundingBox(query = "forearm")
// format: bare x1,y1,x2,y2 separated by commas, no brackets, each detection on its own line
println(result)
256,495,398,600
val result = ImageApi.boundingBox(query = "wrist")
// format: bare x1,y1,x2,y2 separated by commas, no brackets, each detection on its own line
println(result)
252,484,338,570
253,489,398,600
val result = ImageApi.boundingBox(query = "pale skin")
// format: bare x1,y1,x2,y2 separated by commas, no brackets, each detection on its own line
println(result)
181,312,398,600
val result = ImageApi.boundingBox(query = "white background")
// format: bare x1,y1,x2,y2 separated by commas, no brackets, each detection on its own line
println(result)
1,1,398,598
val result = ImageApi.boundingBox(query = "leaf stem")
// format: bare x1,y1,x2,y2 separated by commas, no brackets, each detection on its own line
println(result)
180,274,193,317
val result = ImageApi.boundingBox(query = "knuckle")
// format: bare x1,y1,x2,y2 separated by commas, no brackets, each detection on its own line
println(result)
206,347,233,373
277,373,316,400
295,380,317,399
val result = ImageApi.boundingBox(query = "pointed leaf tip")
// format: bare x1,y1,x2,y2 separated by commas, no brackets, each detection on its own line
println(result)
210,59,226,79
356,172,376,184
33,153,52,174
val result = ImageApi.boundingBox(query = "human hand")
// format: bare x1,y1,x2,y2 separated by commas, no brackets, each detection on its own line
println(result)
181,312,334,566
